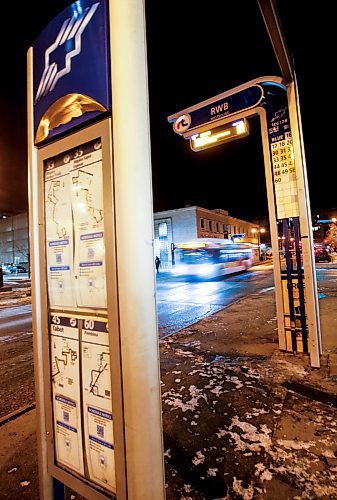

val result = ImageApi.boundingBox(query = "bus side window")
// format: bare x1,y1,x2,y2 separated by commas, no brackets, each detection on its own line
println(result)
219,250,228,262
231,253,239,261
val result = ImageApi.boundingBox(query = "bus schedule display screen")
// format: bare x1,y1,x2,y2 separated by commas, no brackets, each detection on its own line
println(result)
190,119,249,152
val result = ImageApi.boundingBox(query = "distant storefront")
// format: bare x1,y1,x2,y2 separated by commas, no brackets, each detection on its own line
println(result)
0,212,29,267
154,206,260,268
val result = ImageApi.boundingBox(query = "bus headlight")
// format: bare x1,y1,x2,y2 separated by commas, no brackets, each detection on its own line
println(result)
172,265,188,275
197,265,214,276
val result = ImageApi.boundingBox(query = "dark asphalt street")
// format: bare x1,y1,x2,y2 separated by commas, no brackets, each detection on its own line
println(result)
0,264,337,499
0,264,336,419
156,263,274,338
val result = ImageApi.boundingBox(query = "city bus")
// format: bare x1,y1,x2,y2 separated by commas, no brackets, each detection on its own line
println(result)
171,239,254,279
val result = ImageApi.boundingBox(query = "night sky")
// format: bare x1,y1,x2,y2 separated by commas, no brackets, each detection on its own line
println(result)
0,1,333,220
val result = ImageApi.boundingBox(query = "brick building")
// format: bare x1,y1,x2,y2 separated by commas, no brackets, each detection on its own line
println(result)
154,206,260,268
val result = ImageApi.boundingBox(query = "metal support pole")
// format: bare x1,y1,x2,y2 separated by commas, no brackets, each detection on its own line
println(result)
287,78,321,367
283,219,297,351
260,110,286,350
257,0,321,367
27,47,54,500
257,0,293,83
109,0,166,498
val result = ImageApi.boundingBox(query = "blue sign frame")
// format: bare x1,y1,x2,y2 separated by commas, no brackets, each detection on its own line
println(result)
169,85,263,135
33,0,111,145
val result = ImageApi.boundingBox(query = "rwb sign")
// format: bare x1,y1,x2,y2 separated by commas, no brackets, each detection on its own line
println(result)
169,84,263,136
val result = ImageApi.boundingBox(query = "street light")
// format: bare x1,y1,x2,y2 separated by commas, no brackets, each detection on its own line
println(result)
251,228,259,261
278,236,285,250
251,227,266,260
251,227,258,242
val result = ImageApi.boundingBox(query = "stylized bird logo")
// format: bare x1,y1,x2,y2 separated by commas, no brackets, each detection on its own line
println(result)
271,108,287,123
35,2,100,103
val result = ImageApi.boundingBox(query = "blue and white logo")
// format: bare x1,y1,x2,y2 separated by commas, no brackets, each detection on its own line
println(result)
33,0,111,144
35,3,99,102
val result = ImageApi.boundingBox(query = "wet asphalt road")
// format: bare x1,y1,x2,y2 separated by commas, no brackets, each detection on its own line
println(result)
0,280,34,419
156,263,275,338
0,305,32,335
0,264,336,418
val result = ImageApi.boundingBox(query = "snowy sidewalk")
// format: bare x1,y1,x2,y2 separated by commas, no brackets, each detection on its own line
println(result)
1,287,337,499
160,290,337,499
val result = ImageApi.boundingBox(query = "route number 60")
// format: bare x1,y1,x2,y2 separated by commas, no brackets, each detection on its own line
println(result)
84,319,94,330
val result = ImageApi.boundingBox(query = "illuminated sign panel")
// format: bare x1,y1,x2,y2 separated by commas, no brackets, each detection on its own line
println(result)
169,84,263,135
190,119,249,152
33,0,110,145
177,242,206,249
265,84,300,220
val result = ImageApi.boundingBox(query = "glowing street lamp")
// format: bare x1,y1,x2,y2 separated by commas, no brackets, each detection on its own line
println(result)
278,235,286,250
251,227,266,260
251,228,258,248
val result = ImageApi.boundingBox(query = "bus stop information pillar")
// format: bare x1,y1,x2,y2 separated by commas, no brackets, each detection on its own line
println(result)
28,0,165,498
168,76,321,368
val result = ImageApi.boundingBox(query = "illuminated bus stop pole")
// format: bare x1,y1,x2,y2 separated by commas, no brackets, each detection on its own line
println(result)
258,0,321,366
27,48,53,500
288,79,321,365
168,76,321,367
109,1,166,498
28,0,165,496
258,109,287,350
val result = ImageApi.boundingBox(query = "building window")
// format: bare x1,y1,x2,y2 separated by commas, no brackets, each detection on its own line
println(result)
208,220,212,231
200,218,205,230
158,222,167,237
216,222,219,233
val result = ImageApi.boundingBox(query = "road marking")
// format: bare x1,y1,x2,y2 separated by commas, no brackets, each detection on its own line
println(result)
260,287,275,293
0,331,33,343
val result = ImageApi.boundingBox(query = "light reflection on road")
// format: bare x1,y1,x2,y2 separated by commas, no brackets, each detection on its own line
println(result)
156,265,274,338
156,263,337,338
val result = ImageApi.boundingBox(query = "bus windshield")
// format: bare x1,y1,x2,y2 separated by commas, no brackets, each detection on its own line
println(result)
180,249,216,265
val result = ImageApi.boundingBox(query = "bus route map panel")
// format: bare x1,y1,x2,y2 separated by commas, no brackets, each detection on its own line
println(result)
82,317,116,490
43,138,116,493
44,138,107,309
50,313,84,475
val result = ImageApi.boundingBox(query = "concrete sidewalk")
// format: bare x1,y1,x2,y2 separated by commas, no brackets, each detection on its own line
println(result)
160,288,337,499
1,287,337,499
